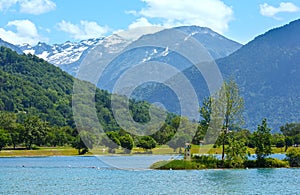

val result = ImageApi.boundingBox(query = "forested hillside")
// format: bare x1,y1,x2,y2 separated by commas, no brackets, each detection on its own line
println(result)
0,47,184,152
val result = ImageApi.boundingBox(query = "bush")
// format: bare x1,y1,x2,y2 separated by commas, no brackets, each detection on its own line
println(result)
286,148,300,167
192,155,220,168
264,158,289,168
244,158,289,168
150,160,205,170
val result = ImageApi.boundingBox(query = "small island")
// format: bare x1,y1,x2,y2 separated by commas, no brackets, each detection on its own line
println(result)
151,142,300,170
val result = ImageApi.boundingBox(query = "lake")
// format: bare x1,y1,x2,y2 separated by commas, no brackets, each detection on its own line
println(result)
0,155,299,194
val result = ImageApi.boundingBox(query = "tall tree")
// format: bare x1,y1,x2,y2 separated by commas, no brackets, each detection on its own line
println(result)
23,116,49,149
225,136,248,168
212,79,244,160
253,118,272,165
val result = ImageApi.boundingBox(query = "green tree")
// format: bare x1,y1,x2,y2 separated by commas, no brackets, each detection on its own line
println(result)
9,124,25,149
284,136,294,151
72,135,88,155
119,134,134,153
72,130,95,154
280,123,300,137
280,122,300,150
212,80,244,160
167,134,190,153
286,148,300,167
46,126,72,147
101,131,120,153
136,136,157,151
23,116,49,149
0,128,11,150
294,134,300,147
225,136,248,168
0,111,23,149
253,119,272,165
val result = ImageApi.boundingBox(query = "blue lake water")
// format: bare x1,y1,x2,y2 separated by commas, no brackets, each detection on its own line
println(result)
0,155,299,194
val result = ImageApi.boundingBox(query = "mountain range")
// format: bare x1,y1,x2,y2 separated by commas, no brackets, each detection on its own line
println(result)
16,26,241,76
0,21,299,131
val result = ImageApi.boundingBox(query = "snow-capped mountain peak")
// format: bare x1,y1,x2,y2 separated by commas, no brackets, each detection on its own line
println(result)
19,38,105,68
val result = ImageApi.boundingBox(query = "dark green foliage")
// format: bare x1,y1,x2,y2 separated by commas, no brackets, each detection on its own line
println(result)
46,126,73,147
225,137,248,168
285,148,300,167
101,131,120,153
151,123,176,145
72,135,88,155
0,128,11,150
136,136,157,151
151,160,205,170
0,47,173,151
23,115,49,149
119,134,134,153
280,122,300,150
244,158,289,168
253,119,272,163
192,155,220,168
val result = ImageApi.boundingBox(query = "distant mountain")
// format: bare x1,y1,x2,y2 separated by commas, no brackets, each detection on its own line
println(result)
120,20,300,131
18,35,134,76
216,19,300,131
174,26,242,59
0,38,23,54
19,38,104,75
94,26,241,91
18,26,241,77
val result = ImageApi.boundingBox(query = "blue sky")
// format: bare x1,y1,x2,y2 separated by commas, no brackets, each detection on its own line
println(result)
0,0,299,45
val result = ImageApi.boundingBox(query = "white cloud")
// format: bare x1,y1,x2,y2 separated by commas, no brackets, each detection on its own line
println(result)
260,2,299,18
113,18,163,40
128,17,157,29
57,20,109,40
129,0,234,34
0,19,47,45
0,0,56,14
19,0,56,15
0,0,18,11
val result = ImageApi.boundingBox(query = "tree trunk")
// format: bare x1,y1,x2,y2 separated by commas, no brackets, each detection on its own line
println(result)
222,136,225,160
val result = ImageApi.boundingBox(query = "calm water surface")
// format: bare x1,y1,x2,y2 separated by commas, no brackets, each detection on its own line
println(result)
0,155,299,195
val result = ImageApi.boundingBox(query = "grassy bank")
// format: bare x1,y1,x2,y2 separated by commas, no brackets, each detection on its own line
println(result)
0,145,291,157
0,147,78,157
150,157,290,170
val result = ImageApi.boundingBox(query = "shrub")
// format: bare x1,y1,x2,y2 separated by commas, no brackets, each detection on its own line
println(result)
263,158,289,168
244,158,289,168
150,160,205,170
286,148,300,167
192,155,220,168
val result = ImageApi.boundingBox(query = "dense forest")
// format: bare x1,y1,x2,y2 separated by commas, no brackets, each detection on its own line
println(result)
0,47,187,153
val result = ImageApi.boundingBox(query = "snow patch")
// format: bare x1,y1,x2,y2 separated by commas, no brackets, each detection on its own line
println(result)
23,50,35,55
161,47,169,56
37,51,49,60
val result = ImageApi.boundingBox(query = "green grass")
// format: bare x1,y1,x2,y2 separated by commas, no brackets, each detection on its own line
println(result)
150,160,205,170
0,147,78,157
1,145,298,157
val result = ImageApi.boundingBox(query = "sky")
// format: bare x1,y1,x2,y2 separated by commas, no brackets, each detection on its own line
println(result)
0,0,300,45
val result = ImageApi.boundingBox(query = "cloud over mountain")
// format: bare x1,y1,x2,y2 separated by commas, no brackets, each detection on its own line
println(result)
129,0,234,34
260,2,299,18
57,20,109,40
